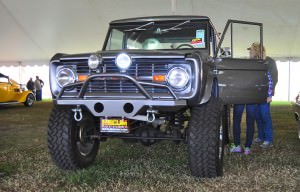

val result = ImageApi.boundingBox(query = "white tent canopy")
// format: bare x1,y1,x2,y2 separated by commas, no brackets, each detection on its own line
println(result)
0,0,300,62
1,0,300,101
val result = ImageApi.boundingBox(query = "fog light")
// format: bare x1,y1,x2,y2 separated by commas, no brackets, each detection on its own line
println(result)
115,53,131,71
88,54,101,70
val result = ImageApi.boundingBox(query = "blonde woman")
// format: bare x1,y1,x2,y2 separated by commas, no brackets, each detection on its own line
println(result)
248,43,278,149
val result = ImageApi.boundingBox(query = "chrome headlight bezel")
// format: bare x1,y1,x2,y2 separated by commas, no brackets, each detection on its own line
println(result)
166,67,190,90
115,53,132,71
56,67,77,88
88,54,102,70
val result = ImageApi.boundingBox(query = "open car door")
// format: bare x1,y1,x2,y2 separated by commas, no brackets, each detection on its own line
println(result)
215,20,269,104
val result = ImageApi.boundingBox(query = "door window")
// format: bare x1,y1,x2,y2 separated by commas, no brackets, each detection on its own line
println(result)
217,20,263,59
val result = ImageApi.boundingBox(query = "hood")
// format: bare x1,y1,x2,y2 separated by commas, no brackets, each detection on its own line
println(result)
54,49,208,61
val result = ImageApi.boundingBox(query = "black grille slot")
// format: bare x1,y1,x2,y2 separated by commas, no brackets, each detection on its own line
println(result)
88,79,139,93
70,61,90,74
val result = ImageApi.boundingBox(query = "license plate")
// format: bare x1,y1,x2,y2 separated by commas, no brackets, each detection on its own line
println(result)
100,118,129,133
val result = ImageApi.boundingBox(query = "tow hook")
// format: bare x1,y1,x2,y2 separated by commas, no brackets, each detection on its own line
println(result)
147,108,158,123
72,105,83,122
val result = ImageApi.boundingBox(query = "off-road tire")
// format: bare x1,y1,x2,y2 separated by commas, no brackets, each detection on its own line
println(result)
24,93,35,107
48,107,99,170
223,105,230,145
298,121,300,139
188,98,224,178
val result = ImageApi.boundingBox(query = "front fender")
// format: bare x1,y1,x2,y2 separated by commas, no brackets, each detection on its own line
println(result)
199,72,214,104
17,91,34,103
192,59,215,105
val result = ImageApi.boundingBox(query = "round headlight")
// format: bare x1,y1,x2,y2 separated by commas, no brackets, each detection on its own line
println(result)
115,53,131,71
166,67,190,89
56,68,76,87
88,54,101,70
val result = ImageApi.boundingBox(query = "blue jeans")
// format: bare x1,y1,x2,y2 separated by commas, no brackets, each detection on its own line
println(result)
255,107,264,141
233,104,257,148
36,90,42,101
256,103,273,143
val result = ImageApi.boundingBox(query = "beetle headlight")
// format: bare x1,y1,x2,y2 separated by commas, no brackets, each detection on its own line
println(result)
88,54,101,70
115,53,131,71
56,68,76,87
166,67,190,89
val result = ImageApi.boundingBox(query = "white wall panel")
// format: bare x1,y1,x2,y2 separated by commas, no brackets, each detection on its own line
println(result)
290,61,300,101
0,0,300,61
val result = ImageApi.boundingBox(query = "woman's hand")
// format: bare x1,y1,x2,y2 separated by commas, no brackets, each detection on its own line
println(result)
267,97,272,103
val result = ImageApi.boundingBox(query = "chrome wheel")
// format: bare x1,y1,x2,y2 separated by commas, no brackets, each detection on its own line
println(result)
76,121,96,156
24,94,35,107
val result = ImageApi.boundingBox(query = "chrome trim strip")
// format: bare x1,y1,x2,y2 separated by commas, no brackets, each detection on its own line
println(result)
60,57,89,61
185,58,200,99
49,60,60,96
0,102,20,105
131,55,185,59
102,56,185,59
60,55,186,60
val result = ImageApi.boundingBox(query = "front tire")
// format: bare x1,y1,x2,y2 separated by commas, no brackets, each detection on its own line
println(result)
48,107,99,170
298,121,300,139
188,98,224,178
24,93,35,107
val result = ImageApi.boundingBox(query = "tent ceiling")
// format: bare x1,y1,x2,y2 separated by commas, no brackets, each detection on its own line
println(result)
0,0,299,62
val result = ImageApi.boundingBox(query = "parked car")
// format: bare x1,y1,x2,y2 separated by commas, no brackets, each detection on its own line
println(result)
293,92,300,139
0,73,35,107
47,16,269,178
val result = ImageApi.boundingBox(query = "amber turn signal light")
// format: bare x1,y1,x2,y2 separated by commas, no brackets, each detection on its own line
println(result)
78,75,88,81
153,75,165,82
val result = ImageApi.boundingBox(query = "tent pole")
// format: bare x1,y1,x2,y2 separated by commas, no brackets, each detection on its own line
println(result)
171,0,176,14
288,58,291,101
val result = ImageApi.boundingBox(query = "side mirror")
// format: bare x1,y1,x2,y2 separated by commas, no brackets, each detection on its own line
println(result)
220,47,231,58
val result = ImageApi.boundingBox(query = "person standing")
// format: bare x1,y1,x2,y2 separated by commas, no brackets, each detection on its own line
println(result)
230,44,261,155
231,104,256,155
34,76,44,101
248,42,278,149
26,77,35,92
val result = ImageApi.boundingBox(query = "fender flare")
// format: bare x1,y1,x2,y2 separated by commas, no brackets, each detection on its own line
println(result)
200,74,218,104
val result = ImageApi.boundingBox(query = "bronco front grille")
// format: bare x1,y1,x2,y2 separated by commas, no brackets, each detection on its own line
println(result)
61,57,189,95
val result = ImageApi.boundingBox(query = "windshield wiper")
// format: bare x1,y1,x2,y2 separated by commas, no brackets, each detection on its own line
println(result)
125,22,154,32
160,20,190,33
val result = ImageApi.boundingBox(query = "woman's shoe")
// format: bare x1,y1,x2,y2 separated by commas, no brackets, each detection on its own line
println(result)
254,138,263,143
230,144,242,153
244,147,251,155
260,141,273,149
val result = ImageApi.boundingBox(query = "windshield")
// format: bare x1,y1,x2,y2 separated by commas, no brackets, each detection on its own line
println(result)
104,20,208,50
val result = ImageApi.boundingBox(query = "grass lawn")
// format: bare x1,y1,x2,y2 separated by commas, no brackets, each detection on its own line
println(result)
0,101,299,191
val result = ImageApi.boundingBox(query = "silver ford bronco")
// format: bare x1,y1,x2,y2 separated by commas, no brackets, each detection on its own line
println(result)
48,16,268,177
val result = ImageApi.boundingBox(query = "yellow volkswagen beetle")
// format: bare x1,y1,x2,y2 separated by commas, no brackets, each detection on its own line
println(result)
0,73,35,107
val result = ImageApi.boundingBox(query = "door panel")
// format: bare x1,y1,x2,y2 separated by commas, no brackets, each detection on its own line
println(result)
217,58,268,104
215,19,267,104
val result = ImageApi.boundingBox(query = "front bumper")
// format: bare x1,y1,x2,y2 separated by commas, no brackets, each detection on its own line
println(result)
55,73,187,120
